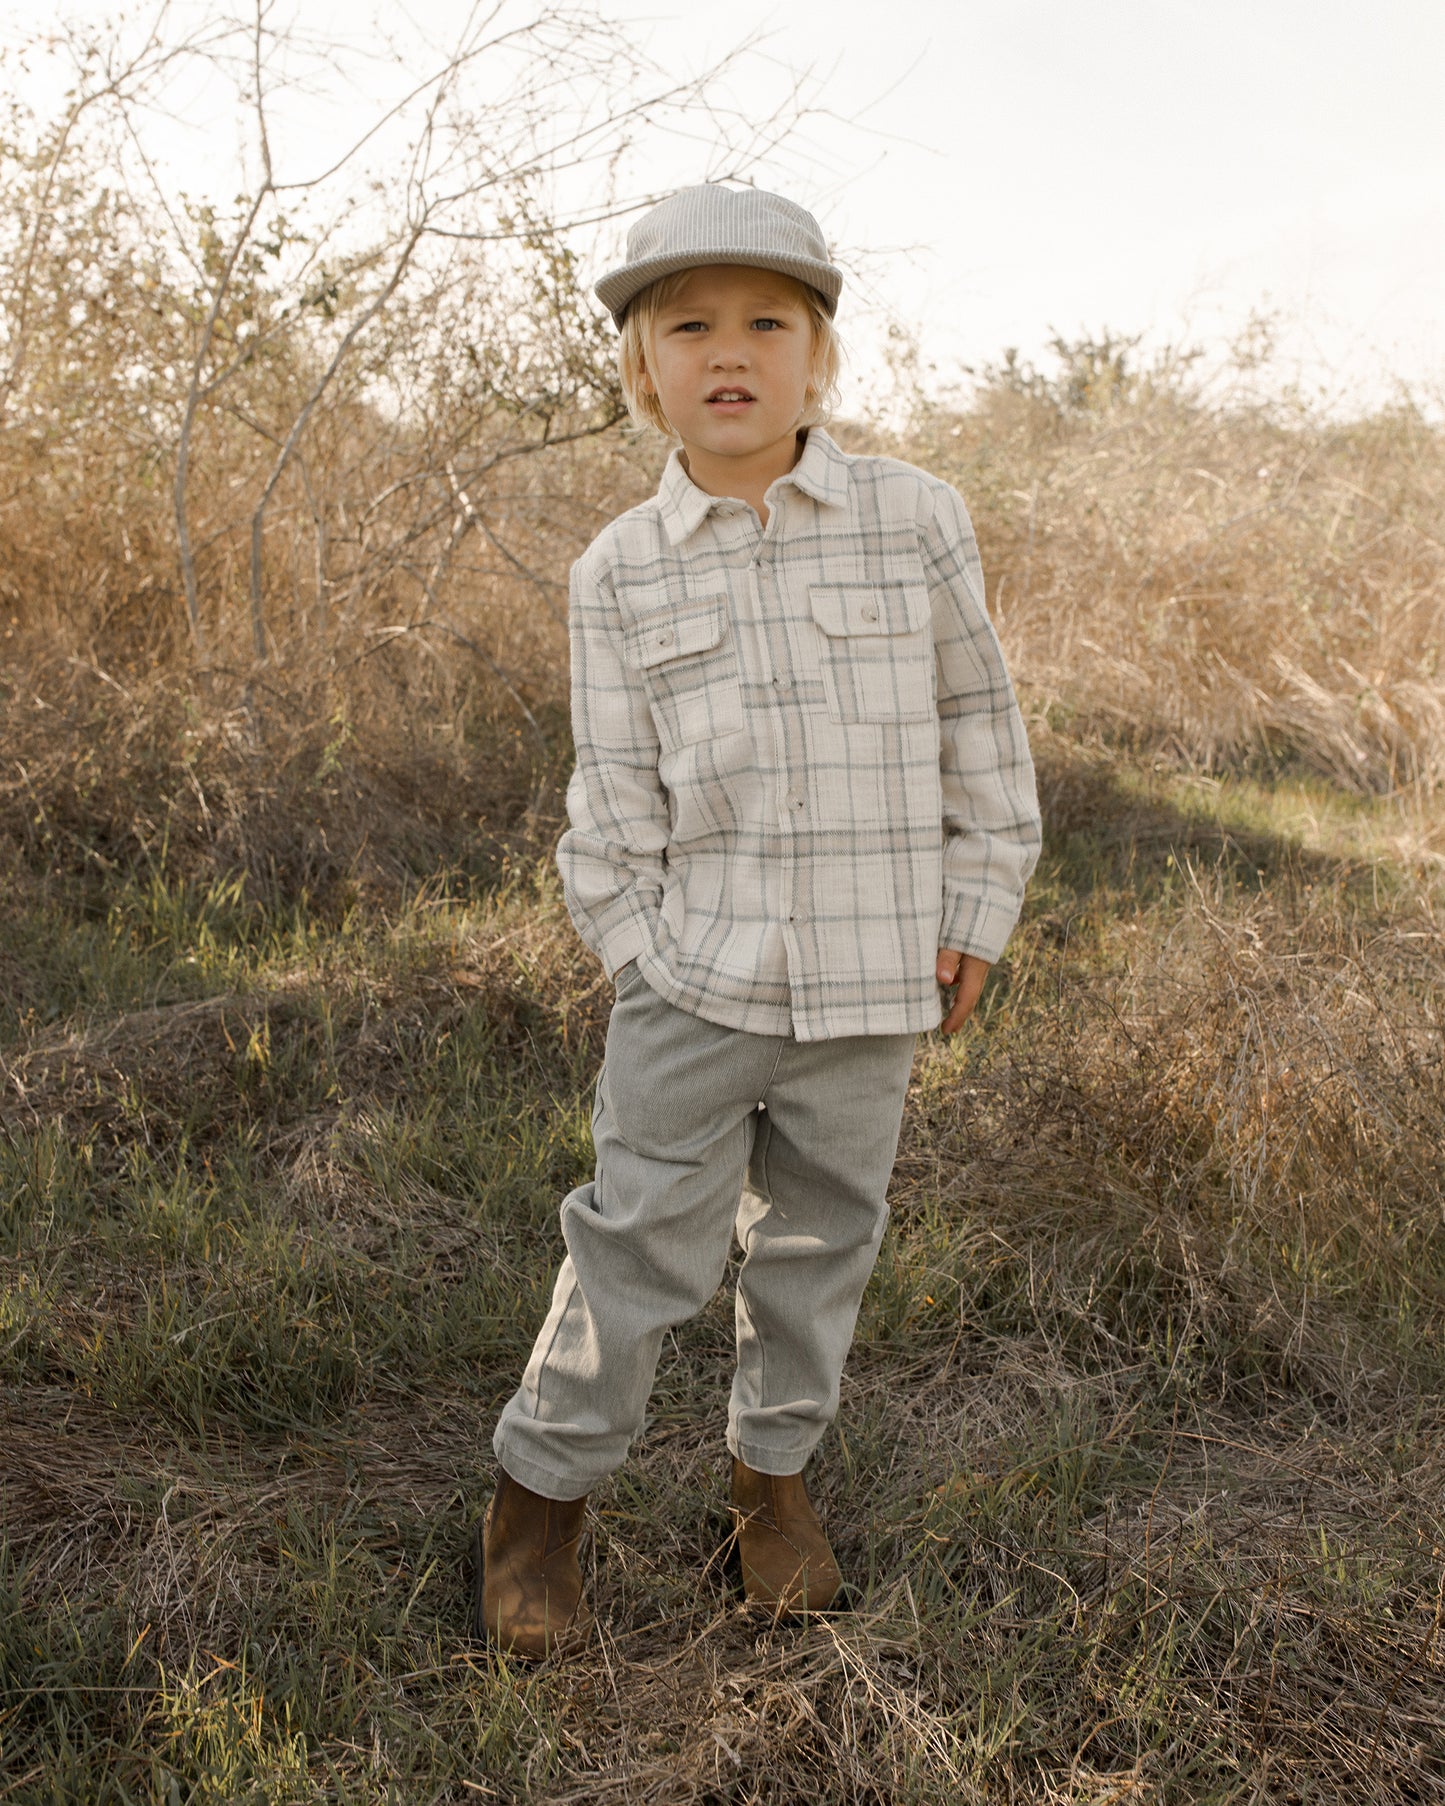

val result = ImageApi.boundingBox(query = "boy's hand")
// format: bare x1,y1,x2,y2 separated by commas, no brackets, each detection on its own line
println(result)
936,949,990,1034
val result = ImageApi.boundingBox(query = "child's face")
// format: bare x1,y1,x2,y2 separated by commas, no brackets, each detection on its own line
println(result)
641,264,815,480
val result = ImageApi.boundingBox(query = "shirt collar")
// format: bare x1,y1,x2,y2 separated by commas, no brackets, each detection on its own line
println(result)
655,427,851,547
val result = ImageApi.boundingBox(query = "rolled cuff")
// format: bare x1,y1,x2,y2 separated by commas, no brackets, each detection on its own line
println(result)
595,913,654,980
938,889,1020,964
561,880,659,980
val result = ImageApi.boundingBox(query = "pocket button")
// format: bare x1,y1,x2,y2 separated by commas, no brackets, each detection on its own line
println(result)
656,627,675,648
860,602,879,624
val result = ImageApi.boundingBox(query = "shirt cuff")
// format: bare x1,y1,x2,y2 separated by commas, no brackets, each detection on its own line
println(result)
939,889,1020,964
593,913,654,980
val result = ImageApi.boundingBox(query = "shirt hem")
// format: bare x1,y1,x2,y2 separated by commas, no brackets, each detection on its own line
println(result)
635,952,944,1041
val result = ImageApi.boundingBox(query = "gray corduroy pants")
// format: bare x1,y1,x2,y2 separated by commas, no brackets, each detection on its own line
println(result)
493,962,916,1500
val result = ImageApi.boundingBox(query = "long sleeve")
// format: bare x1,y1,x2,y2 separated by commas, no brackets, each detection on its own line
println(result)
555,550,672,977
921,479,1041,961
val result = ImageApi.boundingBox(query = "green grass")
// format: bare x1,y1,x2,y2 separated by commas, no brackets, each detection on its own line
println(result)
2,754,1444,1802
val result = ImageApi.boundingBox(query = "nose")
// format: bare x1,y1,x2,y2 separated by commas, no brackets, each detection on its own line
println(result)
709,326,749,368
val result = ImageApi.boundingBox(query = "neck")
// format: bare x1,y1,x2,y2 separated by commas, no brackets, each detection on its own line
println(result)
679,430,806,525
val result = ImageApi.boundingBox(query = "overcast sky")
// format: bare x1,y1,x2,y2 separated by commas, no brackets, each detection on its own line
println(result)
10,0,1444,412
616,0,1445,410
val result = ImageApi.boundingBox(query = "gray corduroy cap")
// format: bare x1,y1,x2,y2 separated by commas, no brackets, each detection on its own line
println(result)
595,185,843,328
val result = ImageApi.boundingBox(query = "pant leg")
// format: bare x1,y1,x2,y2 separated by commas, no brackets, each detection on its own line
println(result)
729,1031,916,1474
494,971,785,1500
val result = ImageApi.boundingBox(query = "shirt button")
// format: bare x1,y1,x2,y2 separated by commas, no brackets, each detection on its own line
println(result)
656,627,675,648
787,791,805,814
860,603,879,624
774,675,793,692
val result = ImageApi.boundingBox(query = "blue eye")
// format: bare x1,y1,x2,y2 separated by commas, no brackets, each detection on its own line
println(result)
676,320,706,333
754,318,781,331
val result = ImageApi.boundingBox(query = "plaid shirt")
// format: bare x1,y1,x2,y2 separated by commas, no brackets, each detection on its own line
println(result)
557,428,1040,1041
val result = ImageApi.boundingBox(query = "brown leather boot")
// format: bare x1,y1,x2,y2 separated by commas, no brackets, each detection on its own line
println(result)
730,1458,843,1614
473,1469,590,1659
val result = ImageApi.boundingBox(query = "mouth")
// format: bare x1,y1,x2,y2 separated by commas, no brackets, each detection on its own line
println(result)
706,387,755,407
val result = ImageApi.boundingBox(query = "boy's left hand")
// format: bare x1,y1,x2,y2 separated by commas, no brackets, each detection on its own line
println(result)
936,949,991,1034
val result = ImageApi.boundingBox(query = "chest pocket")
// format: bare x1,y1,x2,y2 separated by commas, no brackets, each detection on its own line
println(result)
623,597,744,751
809,582,934,725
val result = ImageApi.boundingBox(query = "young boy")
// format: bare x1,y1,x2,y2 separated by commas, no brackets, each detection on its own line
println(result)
476,185,1040,1658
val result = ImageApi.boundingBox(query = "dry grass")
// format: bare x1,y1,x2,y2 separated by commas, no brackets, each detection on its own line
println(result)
3,337,1445,1800
883,354,1445,793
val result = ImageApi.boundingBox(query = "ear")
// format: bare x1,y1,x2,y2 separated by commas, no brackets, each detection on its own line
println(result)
639,364,657,396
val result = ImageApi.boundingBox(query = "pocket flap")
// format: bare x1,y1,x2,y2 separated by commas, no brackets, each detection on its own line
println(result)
625,600,728,669
809,582,930,638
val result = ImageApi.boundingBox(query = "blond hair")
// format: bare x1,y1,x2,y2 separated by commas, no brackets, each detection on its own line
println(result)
617,268,842,438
